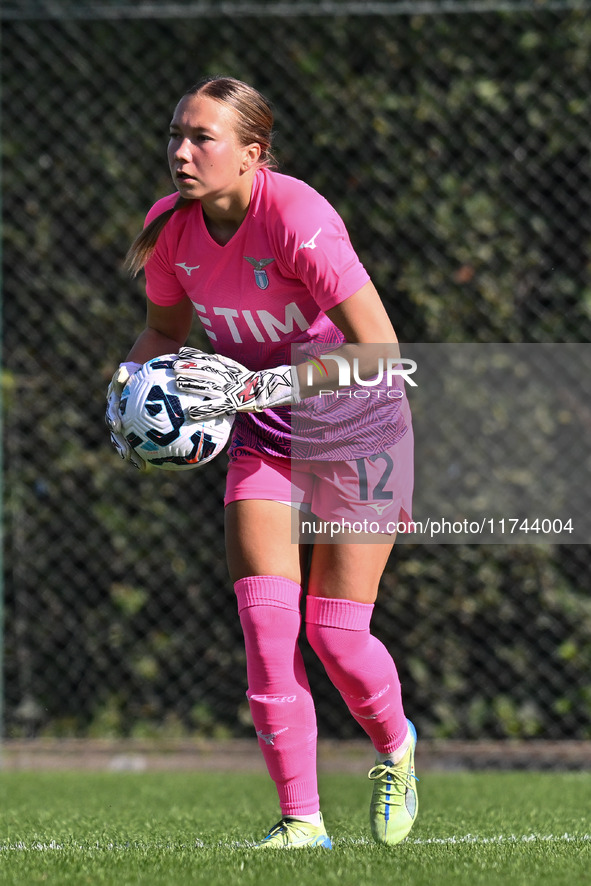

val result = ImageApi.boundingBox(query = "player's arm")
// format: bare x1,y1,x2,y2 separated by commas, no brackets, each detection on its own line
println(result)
125,296,195,365
106,296,194,468
323,280,398,345
296,280,401,394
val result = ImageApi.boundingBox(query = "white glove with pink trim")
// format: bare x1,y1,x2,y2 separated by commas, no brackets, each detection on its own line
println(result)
173,347,299,420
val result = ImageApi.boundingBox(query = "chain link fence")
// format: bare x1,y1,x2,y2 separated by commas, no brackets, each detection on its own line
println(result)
2,1,591,748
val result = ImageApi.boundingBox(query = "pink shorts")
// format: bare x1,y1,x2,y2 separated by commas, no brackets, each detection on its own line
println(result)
224,429,413,537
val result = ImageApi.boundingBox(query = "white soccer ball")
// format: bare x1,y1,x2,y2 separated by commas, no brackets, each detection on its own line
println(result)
119,354,234,471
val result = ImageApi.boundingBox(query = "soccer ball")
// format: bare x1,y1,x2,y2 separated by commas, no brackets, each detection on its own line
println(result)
119,355,234,471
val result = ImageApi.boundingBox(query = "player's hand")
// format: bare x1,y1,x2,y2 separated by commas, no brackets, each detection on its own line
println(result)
105,361,146,470
173,347,299,420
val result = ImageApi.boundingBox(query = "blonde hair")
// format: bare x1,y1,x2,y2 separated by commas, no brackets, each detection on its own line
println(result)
125,77,275,276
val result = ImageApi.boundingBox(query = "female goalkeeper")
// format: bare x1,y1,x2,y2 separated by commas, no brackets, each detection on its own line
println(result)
106,76,417,849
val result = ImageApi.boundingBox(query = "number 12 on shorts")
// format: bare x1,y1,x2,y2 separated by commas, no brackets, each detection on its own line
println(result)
355,453,394,502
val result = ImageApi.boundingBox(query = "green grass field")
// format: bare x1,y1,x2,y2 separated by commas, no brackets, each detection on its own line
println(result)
1,770,589,886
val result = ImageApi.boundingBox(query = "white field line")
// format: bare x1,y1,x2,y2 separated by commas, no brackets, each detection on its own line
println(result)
1,833,590,851
347,833,591,846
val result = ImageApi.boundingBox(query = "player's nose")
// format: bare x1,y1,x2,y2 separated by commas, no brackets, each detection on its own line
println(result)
173,137,193,162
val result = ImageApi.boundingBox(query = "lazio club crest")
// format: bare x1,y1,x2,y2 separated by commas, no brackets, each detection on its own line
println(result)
244,256,275,290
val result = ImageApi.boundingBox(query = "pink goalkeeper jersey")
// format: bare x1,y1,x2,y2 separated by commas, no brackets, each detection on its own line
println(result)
144,168,407,459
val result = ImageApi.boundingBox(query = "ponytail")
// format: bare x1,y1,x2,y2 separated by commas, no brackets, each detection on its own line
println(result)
125,195,191,277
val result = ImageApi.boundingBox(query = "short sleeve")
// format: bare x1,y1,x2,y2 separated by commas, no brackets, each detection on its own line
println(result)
143,194,188,307
267,176,370,313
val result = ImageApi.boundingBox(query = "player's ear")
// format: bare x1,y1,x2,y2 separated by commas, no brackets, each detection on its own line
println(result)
241,142,262,172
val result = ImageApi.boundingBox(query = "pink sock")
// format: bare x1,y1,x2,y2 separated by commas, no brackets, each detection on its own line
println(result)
235,575,319,816
306,596,408,755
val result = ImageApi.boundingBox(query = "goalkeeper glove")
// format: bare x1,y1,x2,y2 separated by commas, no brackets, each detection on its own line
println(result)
173,347,299,420
105,361,146,470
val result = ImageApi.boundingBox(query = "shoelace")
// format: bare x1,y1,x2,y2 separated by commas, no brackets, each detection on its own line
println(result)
263,819,317,844
368,763,419,807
